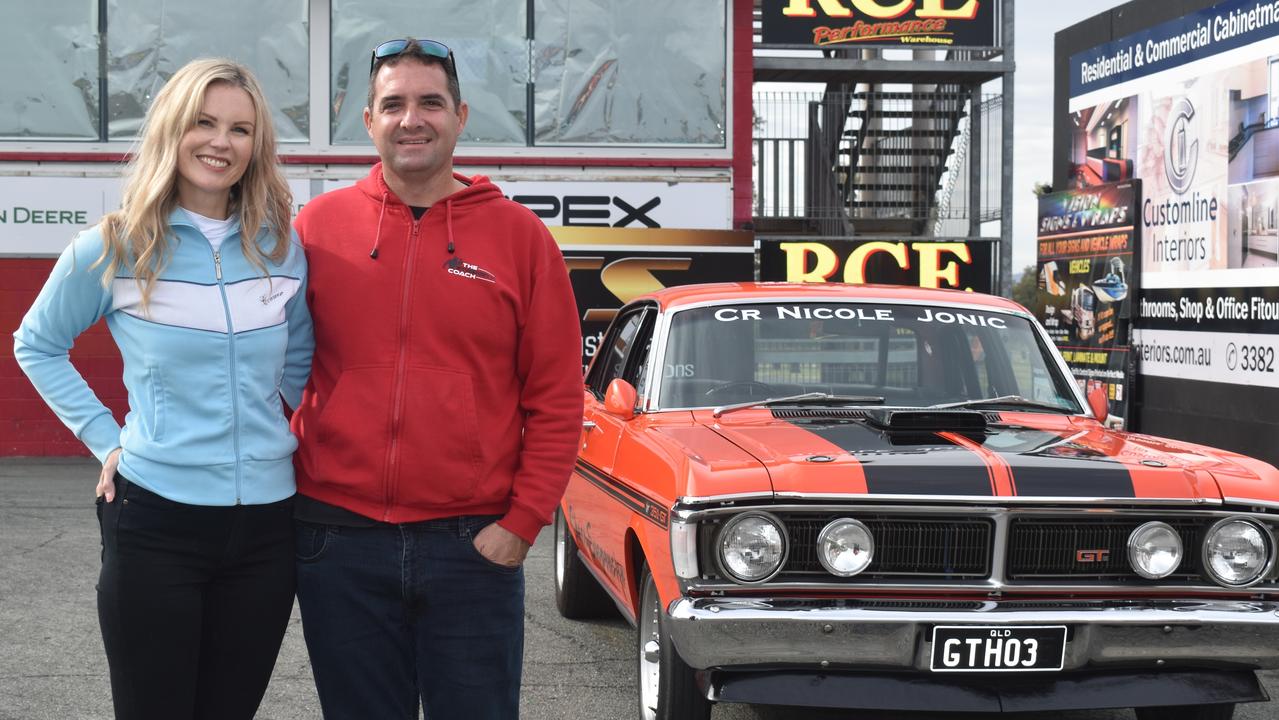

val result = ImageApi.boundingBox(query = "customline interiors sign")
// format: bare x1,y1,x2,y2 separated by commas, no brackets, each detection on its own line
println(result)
761,0,996,48
1070,0,1279,98
1066,0,1279,393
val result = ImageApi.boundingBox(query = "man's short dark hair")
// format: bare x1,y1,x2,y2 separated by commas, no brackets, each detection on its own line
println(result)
367,38,463,111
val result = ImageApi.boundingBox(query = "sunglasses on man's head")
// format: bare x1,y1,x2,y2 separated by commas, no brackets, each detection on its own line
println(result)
369,38,456,78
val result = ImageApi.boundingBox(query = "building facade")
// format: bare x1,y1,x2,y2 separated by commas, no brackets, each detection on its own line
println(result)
0,0,754,455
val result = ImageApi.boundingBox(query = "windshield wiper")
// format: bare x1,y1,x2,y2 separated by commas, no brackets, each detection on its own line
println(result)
929,394,1076,414
713,392,886,418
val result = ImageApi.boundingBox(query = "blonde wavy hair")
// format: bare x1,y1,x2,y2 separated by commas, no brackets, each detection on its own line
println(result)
95,58,292,306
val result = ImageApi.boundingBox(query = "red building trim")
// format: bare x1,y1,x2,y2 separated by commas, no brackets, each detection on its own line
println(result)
0,151,731,168
733,0,755,230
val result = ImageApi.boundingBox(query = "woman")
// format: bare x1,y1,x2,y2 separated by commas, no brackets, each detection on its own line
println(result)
13,59,311,720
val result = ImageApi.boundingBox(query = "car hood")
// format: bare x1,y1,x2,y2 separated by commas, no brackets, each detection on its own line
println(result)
698,410,1254,502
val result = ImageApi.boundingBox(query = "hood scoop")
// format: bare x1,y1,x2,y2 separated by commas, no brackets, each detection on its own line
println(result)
863,409,988,432
771,408,872,420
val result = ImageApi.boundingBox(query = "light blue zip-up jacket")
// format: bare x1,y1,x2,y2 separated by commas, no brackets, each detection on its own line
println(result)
13,209,314,505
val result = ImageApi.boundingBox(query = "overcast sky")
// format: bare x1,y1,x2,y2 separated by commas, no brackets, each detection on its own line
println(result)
1011,1,1123,271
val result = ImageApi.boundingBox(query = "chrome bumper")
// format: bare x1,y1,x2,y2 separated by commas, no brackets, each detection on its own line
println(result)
665,597,1279,671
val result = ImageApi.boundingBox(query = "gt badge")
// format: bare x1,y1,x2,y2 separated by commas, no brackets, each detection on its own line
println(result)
1076,549,1110,563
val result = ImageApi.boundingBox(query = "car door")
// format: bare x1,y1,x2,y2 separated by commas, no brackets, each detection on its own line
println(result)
568,306,652,597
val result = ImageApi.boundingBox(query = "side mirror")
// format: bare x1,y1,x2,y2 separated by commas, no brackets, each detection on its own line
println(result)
1087,385,1109,423
604,378,637,420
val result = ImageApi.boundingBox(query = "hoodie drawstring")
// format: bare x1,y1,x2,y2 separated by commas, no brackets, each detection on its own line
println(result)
370,192,388,259
445,200,455,255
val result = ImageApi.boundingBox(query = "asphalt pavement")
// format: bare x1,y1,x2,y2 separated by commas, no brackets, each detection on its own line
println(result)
2,457,1276,719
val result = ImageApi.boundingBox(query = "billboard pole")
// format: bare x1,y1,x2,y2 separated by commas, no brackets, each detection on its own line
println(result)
1000,0,1015,296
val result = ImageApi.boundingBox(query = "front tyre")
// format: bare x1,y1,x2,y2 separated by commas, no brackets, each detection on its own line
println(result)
1135,704,1235,720
553,507,614,619
637,567,711,720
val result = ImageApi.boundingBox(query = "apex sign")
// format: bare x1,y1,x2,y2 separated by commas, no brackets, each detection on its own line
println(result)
762,0,995,48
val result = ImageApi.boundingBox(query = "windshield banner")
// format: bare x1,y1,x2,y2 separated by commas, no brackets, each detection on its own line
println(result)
1036,180,1141,429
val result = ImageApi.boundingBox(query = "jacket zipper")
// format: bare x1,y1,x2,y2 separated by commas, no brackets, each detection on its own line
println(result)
383,215,422,519
212,247,243,504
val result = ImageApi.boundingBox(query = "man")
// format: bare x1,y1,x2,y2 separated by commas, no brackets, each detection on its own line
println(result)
290,38,583,719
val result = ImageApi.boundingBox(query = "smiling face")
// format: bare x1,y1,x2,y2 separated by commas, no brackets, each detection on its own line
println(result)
175,82,256,219
364,59,468,192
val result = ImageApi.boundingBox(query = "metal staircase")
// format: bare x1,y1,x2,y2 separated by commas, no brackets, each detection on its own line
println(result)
836,86,968,235
762,83,972,237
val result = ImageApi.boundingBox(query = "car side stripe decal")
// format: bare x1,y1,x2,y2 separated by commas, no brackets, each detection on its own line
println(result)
790,422,995,496
574,459,670,529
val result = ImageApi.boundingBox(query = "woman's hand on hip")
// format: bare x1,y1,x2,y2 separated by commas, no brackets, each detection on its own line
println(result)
97,448,121,502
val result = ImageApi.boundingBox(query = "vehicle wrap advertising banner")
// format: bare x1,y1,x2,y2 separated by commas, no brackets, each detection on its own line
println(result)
757,238,994,292
1067,0,1279,392
759,0,996,48
1036,181,1140,428
554,227,755,373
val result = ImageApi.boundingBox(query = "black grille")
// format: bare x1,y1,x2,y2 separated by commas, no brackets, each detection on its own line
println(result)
1007,517,1204,580
779,514,991,580
770,409,871,419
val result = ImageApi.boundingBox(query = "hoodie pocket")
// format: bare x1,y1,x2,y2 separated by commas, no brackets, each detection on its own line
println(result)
314,366,395,486
395,366,484,506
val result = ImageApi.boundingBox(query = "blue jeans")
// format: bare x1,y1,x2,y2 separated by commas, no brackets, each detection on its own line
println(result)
295,515,524,720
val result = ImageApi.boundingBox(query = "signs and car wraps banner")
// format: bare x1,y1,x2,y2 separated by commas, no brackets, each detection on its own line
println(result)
555,227,755,373
760,0,997,48
1036,180,1140,428
1068,0,1279,394
758,238,994,293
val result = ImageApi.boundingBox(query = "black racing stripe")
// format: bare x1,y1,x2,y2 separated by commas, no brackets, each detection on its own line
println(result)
792,421,994,496
976,429,1135,498
575,459,670,528
1003,459,1135,497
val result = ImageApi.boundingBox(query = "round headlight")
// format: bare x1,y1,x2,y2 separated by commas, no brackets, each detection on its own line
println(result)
1127,521,1183,579
1204,518,1272,587
718,512,787,583
817,518,875,577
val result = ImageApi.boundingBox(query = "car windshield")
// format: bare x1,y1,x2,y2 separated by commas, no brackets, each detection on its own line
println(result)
655,302,1082,413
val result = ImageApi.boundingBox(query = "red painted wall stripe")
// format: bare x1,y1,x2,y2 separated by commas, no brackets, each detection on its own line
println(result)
1,260,124,457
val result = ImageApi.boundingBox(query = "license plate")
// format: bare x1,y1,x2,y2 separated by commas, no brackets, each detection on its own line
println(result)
930,625,1067,672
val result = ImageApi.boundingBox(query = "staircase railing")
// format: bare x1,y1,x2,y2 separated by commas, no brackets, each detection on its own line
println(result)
753,90,1001,231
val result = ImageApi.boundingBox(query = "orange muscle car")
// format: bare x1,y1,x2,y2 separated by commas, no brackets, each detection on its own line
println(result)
554,282,1279,720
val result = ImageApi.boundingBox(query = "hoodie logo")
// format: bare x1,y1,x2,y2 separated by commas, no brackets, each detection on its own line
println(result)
443,256,497,284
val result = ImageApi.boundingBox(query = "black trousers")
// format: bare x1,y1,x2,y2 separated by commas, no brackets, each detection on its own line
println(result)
96,475,295,720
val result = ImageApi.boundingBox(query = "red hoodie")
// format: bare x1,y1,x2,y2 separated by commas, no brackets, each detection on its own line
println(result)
291,164,583,544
